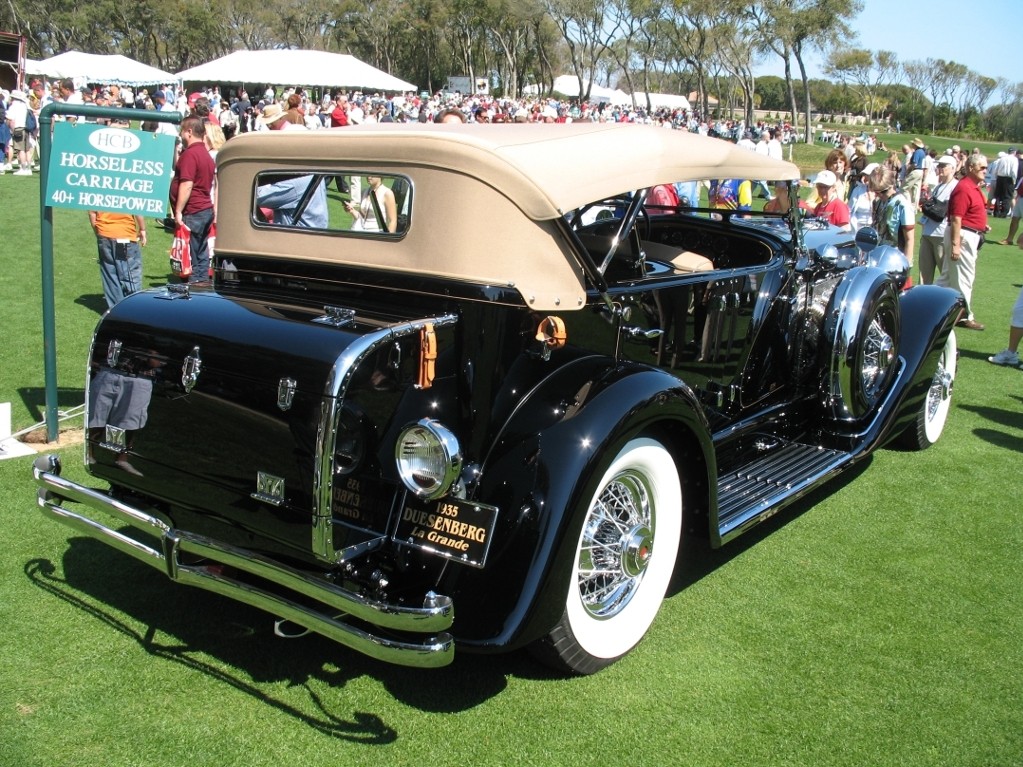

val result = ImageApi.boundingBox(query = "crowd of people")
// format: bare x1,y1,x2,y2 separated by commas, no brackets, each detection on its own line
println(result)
794,132,1022,362
2,78,1021,369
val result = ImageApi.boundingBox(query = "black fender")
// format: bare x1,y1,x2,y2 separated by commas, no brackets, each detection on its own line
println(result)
883,284,964,444
448,356,714,651
819,282,963,451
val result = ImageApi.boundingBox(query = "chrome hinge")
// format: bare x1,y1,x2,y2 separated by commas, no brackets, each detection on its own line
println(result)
157,284,191,300
313,305,356,328
278,377,297,411
181,346,202,393
106,339,122,367
100,425,127,452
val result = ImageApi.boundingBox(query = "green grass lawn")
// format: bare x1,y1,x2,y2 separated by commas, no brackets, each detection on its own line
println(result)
1,142,1022,767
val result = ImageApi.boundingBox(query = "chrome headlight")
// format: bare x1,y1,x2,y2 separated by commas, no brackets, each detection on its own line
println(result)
395,419,462,500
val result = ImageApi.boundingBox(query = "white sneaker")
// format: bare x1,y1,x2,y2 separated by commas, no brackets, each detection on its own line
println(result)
1,163,11,171
14,168,32,176
988,349,1020,367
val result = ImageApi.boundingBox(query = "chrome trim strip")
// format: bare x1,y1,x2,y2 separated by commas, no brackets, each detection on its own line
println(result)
33,460,455,668
312,314,458,562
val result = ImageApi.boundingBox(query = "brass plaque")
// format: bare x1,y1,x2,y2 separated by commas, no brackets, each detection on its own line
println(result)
394,497,499,568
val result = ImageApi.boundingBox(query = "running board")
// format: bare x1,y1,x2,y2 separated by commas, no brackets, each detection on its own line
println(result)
716,441,853,544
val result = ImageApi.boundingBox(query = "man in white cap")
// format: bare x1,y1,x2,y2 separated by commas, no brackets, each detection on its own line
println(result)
5,90,32,175
991,148,1018,218
938,153,989,330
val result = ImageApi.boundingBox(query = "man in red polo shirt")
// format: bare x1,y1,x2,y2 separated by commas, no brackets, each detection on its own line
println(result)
170,115,216,284
330,93,349,127
939,153,990,330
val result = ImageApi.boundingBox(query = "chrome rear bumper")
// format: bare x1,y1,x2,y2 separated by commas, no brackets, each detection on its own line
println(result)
31,455,454,668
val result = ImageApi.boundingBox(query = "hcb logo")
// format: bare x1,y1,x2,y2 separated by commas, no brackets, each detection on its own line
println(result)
88,128,141,155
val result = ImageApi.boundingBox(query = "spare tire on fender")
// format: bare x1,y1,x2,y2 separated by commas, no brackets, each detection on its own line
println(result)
824,267,901,421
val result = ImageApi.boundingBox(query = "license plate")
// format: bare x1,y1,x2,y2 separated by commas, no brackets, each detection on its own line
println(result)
393,497,499,568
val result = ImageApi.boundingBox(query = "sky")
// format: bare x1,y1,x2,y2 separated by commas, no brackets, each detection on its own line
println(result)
753,0,1018,87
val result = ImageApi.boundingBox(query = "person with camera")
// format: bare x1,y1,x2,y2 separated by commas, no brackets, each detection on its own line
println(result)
918,155,958,285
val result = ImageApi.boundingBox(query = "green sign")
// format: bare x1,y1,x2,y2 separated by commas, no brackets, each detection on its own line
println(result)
45,122,176,215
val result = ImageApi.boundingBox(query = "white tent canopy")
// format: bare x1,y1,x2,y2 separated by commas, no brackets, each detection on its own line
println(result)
30,51,178,87
546,74,625,104
629,91,691,110
176,50,417,92
542,75,689,110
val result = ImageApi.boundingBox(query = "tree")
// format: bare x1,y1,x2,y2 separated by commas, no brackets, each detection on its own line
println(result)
751,0,861,142
755,75,787,111
542,0,623,101
825,47,898,122
956,70,996,133
900,60,930,131
603,0,665,111
924,58,967,133
483,0,549,97
714,9,761,126
660,0,718,115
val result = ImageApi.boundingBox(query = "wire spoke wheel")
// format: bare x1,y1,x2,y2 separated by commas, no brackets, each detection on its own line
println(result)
900,329,957,449
532,438,681,675
860,316,897,401
577,472,655,619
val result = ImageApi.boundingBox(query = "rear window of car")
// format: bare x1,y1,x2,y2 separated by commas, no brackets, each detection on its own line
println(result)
251,171,411,236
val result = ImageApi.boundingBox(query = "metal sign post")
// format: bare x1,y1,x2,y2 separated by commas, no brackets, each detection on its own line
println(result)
38,102,181,442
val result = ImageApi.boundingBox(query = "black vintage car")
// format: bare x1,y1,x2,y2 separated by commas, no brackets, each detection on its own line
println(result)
33,124,962,674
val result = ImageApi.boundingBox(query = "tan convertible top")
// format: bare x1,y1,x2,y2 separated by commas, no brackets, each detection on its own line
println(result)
214,124,800,311
217,123,801,220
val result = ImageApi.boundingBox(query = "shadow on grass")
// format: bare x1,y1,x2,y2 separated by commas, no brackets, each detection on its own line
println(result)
958,348,1001,364
73,293,108,315
959,395,1023,450
24,535,518,733
17,386,85,423
22,455,882,725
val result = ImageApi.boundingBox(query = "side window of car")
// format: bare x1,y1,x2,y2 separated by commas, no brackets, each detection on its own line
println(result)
252,171,411,236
